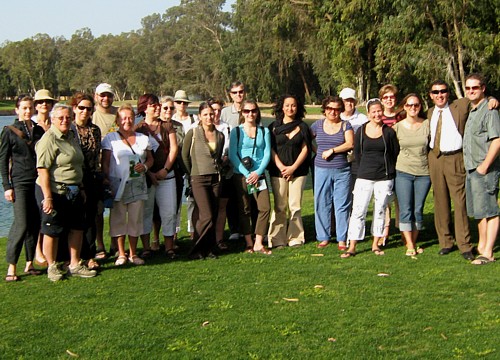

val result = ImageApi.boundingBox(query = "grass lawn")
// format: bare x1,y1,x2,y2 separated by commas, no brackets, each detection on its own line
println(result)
0,186,499,359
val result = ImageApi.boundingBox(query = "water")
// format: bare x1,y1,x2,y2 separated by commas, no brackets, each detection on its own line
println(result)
0,116,16,237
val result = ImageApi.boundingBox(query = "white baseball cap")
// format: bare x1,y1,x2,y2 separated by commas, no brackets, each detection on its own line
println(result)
95,83,115,96
339,88,356,100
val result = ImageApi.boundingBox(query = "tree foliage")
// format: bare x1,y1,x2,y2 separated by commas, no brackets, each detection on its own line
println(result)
0,0,497,103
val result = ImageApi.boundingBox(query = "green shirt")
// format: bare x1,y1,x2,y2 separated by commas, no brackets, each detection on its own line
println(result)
36,125,84,193
393,119,430,176
463,100,500,171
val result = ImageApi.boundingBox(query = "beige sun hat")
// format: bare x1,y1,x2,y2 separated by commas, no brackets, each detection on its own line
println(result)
174,90,191,103
34,89,56,102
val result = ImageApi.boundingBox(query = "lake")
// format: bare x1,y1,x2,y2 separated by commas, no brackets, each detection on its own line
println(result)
0,115,16,237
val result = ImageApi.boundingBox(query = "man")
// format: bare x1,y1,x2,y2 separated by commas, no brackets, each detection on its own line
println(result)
220,81,247,241
339,87,368,133
221,81,246,130
462,74,500,265
92,83,118,258
93,83,117,137
427,80,497,260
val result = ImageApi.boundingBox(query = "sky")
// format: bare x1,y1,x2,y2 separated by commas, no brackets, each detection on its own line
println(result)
0,0,235,44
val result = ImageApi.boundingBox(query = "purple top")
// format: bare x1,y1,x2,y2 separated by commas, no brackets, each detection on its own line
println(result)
311,119,352,169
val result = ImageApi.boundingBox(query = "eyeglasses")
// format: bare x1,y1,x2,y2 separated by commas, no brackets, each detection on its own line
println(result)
77,105,93,111
98,93,113,98
55,116,71,121
242,108,258,114
175,101,188,105
382,95,396,100
405,103,421,108
465,86,481,91
231,90,245,95
430,89,448,95
325,106,342,112
163,106,175,111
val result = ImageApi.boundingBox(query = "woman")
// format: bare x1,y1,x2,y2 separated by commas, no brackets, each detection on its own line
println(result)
35,104,96,281
0,95,44,281
229,100,272,254
135,94,178,259
182,102,225,259
268,94,311,248
101,104,153,266
311,96,353,250
208,98,231,250
70,92,102,270
393,94,430,256
379,84,401,245
32,89,56,131
342,99,400,258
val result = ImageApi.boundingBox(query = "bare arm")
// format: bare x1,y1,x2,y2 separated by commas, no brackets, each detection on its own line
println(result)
476,138,500,175
37,168,53,214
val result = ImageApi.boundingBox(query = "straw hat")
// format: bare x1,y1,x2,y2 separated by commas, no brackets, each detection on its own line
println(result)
34,89,56,102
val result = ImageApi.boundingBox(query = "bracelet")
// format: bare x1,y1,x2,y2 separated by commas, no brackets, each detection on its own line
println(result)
143,164,149,172
164,167,170,172
331,148,335,153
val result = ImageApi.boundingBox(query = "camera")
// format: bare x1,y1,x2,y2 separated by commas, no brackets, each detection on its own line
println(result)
241,156,253,171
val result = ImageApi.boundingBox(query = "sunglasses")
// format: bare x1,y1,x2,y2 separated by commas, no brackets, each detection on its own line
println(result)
175,101,188,105
231,90,245,95
77,105,93,111
325,106,342,112
430,89,448,95
405,103,420,108
163,106,175,110
242,108,258,114
382,95,396,100
36,100,53,105
465,86,481,91
98,93,113,98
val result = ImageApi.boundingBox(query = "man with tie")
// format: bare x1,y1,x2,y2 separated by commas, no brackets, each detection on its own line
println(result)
428,80,497,260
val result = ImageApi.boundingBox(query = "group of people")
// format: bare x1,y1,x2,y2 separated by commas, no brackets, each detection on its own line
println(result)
2,74,499,282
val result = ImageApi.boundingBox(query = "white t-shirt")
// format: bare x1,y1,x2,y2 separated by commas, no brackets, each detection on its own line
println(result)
102,131,151,200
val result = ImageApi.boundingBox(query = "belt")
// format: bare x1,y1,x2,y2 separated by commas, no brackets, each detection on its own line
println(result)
439,149,462,157
55,182,81,195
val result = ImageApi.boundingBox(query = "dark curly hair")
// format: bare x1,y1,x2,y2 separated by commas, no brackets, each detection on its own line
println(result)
273,94,306,126
321,96,345,114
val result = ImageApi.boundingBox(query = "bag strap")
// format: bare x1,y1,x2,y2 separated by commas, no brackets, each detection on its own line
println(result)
117,131,136,155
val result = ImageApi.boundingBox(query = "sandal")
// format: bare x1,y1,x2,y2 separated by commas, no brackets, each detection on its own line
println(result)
166,249,177,260
87,259,100,270
471,256,495,265
338,243,347,251
151,240,160,251
95,249,107,259
341,252,356,259
128,255,145,265
254,247,272,255
5,274,20,282
141,250,152,259
217,241,228,251
244,246,254,254
372,248,385,256
24,268,43,276
35,258,48,267
115,256,128,266
406,249,417,256
316,241,329,248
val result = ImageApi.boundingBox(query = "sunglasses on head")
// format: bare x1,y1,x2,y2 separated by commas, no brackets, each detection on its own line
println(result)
431,89,448,95
242,108,257,114
77,105,93,111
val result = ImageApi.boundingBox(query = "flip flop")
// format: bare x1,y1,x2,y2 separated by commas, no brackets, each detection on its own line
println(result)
254,247,272,255
245,246,254,254
317,241,329,248
341,251,356,259
471,256,495,265
24,269,43,276
5,274,19,282
372,249,385,256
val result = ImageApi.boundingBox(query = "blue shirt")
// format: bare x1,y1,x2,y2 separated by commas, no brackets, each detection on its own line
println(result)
229,125,271,177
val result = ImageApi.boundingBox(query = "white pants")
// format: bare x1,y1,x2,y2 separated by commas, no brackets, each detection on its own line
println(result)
143,176,177,237
347,178,393,241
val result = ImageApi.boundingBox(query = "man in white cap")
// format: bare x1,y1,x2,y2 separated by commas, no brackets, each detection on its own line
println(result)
93,83,117,138
339,87,368,133
92,83,118,258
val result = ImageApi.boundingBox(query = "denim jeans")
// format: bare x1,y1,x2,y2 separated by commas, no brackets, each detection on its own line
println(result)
314,166,351,242
395,171,431,231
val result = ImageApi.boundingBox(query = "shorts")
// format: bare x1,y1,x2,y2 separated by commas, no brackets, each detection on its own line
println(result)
109,200,144,237
466,169,500,219
35,185,85,237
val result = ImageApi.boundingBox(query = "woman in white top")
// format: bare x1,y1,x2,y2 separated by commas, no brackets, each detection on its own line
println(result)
102,104,153,266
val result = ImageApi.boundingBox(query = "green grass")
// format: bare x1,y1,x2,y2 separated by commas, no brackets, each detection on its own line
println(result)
1,188,499,359
0,100,15,112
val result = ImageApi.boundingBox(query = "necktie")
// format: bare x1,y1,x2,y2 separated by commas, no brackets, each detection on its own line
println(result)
433,110,442,155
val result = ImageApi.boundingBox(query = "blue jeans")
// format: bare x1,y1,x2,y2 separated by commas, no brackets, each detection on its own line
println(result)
395,171,431,231
314,166,351,241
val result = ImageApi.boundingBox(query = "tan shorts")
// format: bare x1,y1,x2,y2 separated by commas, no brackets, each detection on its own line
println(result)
109,200,144,237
